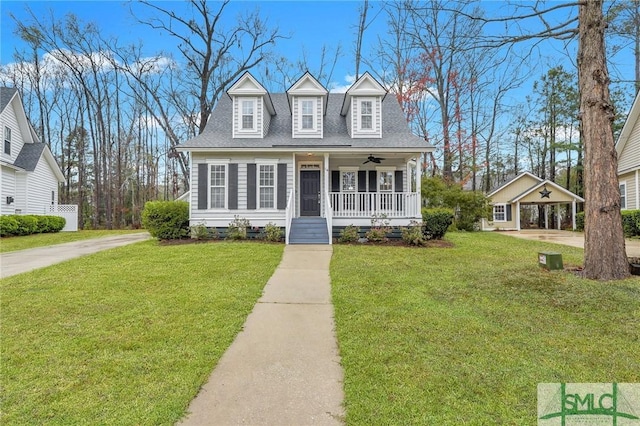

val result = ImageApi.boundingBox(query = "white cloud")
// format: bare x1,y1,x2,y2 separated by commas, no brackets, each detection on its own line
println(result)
329,73,356,93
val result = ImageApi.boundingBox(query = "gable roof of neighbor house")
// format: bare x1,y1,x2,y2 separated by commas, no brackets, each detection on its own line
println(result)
487,171,542,197
510,179,585,203
616,90,640,156
14,142,46,171
616,91,640,174
0,87,18,113
179,92,430,152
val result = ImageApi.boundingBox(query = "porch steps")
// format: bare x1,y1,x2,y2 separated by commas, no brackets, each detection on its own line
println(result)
289,218,330,244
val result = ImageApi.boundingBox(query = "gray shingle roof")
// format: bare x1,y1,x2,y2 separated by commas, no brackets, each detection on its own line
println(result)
179,93,432,151
14,143,45,171
0,87,18,113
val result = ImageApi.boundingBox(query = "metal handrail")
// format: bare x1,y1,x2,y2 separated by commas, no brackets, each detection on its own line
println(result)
285,189,294,244
324,191,333,245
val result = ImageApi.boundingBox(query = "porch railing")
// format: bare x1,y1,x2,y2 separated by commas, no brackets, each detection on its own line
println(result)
329,192,420,218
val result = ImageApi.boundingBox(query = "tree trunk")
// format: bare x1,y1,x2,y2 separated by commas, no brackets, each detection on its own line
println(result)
578,0,630,280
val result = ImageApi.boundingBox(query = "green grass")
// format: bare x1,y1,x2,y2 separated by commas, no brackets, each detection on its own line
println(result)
331,232,640,425
1,241,284,425
0,230,147,253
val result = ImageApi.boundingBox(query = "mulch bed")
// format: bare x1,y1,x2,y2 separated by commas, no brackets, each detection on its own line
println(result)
157,238,454,248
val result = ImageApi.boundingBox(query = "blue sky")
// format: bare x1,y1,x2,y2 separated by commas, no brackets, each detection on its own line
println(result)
0,1,635,100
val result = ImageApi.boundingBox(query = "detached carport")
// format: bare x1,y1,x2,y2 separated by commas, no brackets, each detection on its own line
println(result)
481,172,585,231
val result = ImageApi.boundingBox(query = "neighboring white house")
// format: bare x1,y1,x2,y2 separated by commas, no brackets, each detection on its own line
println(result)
177,71,434,243
0,87,65,217
616,91,640,210
481,171,585,231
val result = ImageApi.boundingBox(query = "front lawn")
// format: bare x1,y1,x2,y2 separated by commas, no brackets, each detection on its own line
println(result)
331,232,640,425
1,241,283,424
0,229,147,253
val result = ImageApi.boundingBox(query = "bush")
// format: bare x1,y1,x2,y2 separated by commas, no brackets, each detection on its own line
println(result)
422,176,490,231
16,215,39,235
621,210,640,237
190,221,219,240
339,225,360,243
260,222,284,242
576,211,585,231
226,215,250,240
0,216,19,237
141,201,189,240
400,220,426,246
365,214,392,242
422,208,454,240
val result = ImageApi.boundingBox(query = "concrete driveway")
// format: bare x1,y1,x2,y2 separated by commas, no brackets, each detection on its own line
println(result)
496,230,640,257
0,232,152,279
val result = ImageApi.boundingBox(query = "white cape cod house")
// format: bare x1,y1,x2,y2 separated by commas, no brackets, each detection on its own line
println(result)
0,87,79,230
177,72,433,243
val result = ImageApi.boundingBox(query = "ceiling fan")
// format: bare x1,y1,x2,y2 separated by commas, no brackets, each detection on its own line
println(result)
363,154,385,164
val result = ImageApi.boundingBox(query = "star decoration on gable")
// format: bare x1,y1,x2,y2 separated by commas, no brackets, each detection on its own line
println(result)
539,185,552,199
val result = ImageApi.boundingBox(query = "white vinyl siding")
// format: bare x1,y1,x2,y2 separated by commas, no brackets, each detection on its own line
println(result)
1,166,16,215
0,101,25,163
25,158,59,214
209,164,227,209
618,113,640,173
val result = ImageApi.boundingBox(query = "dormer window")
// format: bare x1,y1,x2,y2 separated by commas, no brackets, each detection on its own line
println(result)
301,99,314,130
360,100,373,130
241,99,256,130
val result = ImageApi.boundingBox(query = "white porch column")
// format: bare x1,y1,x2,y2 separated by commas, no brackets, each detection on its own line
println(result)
572,200,577,230
324,152,330,216
544,205,549,229
415,156,422,195
292,152,297,216
636,170,639,209
556,205,561,230
516,201,521,231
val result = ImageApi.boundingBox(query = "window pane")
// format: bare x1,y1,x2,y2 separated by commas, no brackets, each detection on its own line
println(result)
379,171,393,191
259,165,275,209
361,116,372,129
493,205,505,221
361,101,372,114
342,171,356,191
302,100,313,114
242,100,254,129
302,116,314,129
210,165,226,209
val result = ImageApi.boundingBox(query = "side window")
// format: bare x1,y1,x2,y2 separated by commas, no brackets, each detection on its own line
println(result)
493,205,506,221
209,164,226,209
341,171,356,192
259,164,275,209
378,171,393,192
4,126,11,155
620,183,627,209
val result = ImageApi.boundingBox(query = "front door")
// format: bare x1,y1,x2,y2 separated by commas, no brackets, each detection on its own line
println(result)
300,170,321,216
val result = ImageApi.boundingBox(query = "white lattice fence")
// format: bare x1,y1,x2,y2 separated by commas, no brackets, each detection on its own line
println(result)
48,204,78,232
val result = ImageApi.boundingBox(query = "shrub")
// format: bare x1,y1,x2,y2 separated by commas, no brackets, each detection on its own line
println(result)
191,221,219,240
41,216,65,233
400,220,426,246
226,215,251,240
422,207,454,240
422,176,490,231
365,214,392,242
576,211,585,231
141,201,189,240
16,215,39,235
261,222,284,242
339,225,360,243
621,210,640,237
0,216,19,237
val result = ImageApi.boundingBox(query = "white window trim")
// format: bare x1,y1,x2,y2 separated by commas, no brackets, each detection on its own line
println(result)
376,167,395,192
257,160,278,210
620,182,627,210
238,97,258,133
207,160,230,210
493,204,507,222
298,97,316,133
4,126,11,156
357,97,376,133
339,167,359,192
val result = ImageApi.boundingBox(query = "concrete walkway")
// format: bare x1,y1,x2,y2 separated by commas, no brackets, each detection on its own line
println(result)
179,245,344,426
496,230,640,257
0,232,152,278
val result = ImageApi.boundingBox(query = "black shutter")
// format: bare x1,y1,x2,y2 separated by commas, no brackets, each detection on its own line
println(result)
331,171,340,192
247,163,256,210
368,171,377,192
198,163,208,210
228,163,238,210
358,171,367,192
394,171,403,192
506,205,512,221
277,163,287,209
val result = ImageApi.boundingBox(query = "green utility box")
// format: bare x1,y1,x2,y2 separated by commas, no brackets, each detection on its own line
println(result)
538,252,563,270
